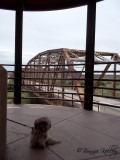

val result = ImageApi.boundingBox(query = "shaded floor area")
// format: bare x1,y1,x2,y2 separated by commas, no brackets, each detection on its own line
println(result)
7,104,120,160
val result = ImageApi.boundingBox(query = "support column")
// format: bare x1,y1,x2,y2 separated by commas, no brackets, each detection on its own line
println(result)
14,0,23,104
0,66,7,160
84,1,96,110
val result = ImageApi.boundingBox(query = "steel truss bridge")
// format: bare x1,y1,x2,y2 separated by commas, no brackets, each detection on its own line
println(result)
22,48,120,107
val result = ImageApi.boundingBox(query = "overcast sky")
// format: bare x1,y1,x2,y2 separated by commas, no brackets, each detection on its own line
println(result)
0,0,120,66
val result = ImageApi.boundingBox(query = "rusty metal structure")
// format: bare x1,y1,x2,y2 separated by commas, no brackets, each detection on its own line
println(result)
22,48,120,107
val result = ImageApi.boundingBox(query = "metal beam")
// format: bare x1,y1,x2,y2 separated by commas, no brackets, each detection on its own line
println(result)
14,0,23,104
93,63,111,92
64,49,84,107
84,1,96,110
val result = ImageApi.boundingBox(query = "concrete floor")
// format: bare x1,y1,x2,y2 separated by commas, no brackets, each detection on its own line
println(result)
7,104,120,160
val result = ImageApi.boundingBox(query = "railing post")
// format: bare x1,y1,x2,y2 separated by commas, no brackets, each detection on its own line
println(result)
0,66,7,160
84,0,96,110
14,0,23,104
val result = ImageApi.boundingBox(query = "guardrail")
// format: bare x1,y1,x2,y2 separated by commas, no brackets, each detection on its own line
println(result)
1,61,120,112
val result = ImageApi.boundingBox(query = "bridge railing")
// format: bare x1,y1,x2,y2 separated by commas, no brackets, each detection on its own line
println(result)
1,61,120,111
22,62,85,107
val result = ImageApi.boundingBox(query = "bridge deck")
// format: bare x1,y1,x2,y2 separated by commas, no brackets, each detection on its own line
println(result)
7,104,120,160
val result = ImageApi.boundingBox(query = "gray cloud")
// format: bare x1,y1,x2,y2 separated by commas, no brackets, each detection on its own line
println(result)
0,51,14,64
0,0,120,66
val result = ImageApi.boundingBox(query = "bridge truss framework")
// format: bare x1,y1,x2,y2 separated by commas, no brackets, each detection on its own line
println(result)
22,48,120,108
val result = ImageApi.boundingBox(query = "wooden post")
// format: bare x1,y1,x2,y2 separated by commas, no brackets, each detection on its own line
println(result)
0,66,7,160
84,1,96,110
14,0,23,104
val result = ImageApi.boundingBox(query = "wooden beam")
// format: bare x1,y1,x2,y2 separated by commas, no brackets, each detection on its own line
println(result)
84,1,96,110
14,0,23,104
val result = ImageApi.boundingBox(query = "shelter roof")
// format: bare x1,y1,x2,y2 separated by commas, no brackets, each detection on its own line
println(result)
0,0,103,11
